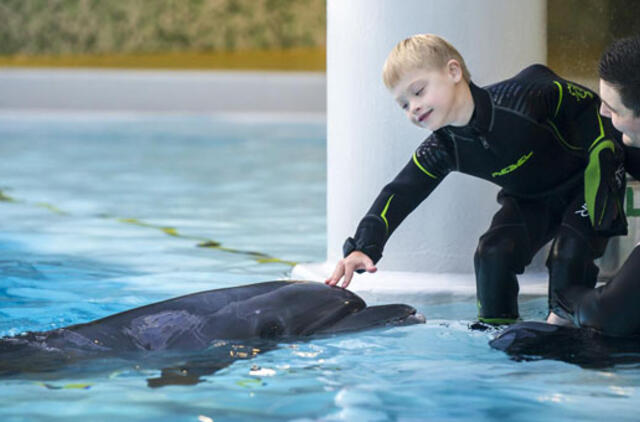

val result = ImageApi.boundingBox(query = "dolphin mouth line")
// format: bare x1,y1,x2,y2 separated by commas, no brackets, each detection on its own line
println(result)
411,312,427,324
397,310,426,326
372,307,426,327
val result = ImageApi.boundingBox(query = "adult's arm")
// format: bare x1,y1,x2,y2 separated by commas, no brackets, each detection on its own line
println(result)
547,79,626,234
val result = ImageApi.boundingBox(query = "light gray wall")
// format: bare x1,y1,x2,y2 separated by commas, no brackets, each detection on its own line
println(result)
0,69,326,113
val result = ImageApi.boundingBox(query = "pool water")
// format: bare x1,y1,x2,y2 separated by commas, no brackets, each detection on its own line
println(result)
0,113,638,422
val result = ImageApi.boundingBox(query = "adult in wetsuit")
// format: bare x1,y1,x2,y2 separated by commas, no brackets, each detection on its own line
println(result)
554,35,640,335
342,64,627,324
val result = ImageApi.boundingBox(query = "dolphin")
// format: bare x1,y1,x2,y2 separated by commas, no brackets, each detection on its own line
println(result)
0,280,424,386
489,321,640,368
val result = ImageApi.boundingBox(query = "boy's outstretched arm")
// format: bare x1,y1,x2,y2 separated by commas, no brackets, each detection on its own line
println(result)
326,133,454,288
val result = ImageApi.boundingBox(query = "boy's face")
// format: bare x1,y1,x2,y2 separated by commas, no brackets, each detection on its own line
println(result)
599,79,640,147
391,63,461,131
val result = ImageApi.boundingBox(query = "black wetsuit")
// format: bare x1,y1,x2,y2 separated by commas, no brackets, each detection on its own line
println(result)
344,64,627,323
555,145,640,336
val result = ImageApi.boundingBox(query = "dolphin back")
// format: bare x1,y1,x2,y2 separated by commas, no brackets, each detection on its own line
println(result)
0,280,424,382
6,281,369,352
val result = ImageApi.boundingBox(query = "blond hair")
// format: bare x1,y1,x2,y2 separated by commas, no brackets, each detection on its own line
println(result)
382,34,471,89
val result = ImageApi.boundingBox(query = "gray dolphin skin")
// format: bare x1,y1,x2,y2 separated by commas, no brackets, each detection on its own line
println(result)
490,321,640,368
0,280,425,387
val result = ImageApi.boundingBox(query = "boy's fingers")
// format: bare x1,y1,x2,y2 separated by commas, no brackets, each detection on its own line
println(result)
325,261,345,286
341,264,355,289
326,256,374,288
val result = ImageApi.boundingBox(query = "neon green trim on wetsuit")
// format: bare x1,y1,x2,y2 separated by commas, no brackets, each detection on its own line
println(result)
412,152,438,179
553,80,563,118
380,194,395,234
477,302,518,325
566,82,594,101
585,140,616,226
478,317,518,325
584,107,614,227
546,119,582,151
491,151,534,177
588,108,606,151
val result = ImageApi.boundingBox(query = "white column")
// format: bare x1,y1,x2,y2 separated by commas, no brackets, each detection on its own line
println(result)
294,0,547,292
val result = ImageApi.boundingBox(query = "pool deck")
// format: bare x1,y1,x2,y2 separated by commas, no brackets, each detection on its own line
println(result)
292,262,549,304
0,68,326,113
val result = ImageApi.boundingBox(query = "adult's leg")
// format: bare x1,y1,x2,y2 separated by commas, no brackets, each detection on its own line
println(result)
547,196,609,312
475,193,555,323
555,245,640,336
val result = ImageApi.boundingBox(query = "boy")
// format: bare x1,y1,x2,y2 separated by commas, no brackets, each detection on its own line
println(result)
553,35,640,335
326,34,627,324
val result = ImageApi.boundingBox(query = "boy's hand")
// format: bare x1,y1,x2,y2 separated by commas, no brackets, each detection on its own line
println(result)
325,251,377,289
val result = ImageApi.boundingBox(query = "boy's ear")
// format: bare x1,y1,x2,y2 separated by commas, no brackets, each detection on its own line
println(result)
446,59,462,83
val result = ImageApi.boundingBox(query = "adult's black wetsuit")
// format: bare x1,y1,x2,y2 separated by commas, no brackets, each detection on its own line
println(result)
555,145,640,335
343,64,627,323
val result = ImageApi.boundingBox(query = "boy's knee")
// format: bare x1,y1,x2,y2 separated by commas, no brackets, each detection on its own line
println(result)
475,234,523,271
476,236,512,259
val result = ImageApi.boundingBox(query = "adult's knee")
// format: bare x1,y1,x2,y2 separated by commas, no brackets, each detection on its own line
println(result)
547,231,600,303
576,297,630,336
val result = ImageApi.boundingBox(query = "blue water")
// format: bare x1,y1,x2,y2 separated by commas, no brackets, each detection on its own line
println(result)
0,113,638,422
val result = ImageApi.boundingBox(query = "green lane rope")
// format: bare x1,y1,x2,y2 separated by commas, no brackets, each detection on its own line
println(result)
115,217,298,266
0,191,17,202
36,382,92,390
35,202,69,215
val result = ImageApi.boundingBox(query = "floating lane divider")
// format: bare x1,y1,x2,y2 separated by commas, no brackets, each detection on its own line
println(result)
36,382,92,390
0,190,297,267
35,202,69,215
114,217,298,266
